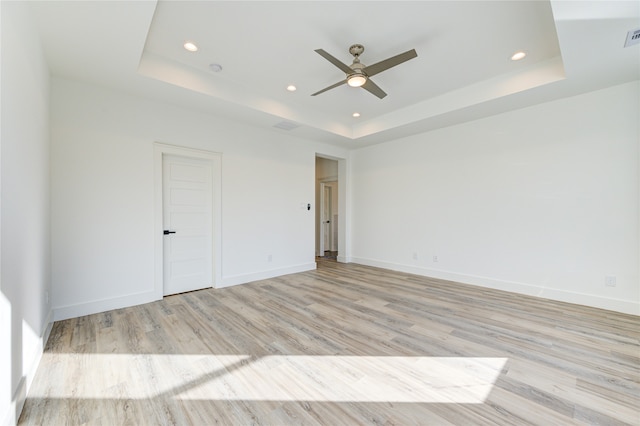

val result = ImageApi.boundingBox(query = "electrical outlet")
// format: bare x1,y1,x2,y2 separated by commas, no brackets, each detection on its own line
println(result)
625,28,640,47
412,252,418,260
433,255,438,263
605,276,616,287
267,254,273,262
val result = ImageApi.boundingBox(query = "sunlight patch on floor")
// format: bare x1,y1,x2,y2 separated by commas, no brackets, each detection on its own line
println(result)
32,354,507,403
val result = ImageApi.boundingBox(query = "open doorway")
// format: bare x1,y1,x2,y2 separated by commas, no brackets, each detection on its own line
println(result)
315,156,339,260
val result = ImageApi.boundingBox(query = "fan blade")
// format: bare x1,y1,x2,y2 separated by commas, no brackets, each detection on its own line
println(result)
311,79,347,96
315,49,353,74
362,49,417,77
362,79,387,99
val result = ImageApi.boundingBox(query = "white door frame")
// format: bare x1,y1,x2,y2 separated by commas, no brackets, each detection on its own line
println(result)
154,143,222,299
315,154,350,263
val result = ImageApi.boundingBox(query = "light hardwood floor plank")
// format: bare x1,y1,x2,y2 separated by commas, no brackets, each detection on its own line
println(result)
19,259,640,425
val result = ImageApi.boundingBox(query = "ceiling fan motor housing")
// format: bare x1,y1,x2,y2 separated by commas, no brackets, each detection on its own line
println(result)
350,61,366,75
348,44,367,84
347,62,367,86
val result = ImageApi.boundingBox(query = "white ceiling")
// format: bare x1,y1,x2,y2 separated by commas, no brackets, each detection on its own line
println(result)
29,1,640,148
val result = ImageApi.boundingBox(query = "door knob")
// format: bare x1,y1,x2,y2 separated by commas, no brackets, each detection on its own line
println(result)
163,230,176,235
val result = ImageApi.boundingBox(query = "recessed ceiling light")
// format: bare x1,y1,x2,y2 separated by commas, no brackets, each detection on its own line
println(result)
209,63,223,72
511,51,526,61
352,112,361,118
286,85,297,92
183,41,198,52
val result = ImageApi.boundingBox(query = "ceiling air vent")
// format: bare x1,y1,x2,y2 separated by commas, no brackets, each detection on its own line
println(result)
273,121,300,131
624,27,640,47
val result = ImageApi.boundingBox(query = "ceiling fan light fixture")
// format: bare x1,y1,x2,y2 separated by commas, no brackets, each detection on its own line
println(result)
347,74,367,87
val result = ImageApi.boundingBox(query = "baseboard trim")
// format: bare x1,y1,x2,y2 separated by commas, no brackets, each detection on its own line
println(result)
220,262,317,288
1,408,12,426
2,408,14,426
10,309,55,426
350,257,639,316
25,310,53,390
8,377,26,426
537,288,639,316
53,290,159,321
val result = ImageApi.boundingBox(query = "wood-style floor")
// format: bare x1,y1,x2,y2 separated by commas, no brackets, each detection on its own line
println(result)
20,260,640,425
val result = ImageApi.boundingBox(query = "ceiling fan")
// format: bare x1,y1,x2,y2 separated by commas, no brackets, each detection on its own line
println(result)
311,44,417,99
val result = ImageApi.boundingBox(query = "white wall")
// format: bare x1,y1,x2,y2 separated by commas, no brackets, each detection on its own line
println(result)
351,81,639,315
0,2,52,424
51,77,349,320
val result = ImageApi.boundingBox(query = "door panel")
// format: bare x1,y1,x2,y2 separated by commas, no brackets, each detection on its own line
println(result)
163,155,213,295
323,185,332,252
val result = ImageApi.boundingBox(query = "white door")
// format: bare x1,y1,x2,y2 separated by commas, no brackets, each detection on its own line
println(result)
320,183,332,255
163,155,213,295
